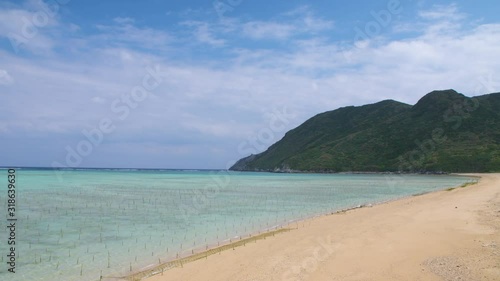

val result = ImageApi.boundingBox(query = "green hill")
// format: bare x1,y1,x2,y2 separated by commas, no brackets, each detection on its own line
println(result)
230,90,500,173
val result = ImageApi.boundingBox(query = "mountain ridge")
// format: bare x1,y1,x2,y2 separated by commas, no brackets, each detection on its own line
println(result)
230,89,500,173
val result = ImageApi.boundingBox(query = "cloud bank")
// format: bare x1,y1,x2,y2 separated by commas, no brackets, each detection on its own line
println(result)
0,1,498,168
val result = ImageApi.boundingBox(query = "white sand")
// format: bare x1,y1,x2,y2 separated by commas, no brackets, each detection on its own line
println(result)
144,173,500,281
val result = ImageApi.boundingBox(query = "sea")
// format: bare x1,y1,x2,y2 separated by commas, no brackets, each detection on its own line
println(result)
0,168,475,281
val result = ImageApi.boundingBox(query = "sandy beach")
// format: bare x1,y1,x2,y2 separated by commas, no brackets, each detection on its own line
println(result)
143,173,499,281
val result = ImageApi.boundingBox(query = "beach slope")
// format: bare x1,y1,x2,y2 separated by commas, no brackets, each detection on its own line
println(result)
146,174,500,281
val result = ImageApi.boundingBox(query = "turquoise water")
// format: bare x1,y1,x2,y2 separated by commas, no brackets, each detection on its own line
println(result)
0,168,475,281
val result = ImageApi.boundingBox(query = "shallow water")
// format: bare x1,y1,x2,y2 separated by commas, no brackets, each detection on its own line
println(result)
0,168,474,281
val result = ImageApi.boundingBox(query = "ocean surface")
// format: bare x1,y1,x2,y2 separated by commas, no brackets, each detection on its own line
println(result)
0,168,475,281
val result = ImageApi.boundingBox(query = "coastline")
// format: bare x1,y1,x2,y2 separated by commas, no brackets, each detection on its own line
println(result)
137,173,499,281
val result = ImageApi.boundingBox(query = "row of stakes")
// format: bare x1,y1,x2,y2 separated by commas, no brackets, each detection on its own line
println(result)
3,216,314,279
5,186,345,279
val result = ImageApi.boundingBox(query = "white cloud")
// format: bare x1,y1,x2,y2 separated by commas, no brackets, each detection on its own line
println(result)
181,21,226,46
394,4,468,37
0,69,14,85
242,21,295,40
284,5,334,32
3,7,499,137
94,21,171,50
1,2,499,168
240,13,333,40
227,6,500,106
113,17,135,24
0,0,68,54
0,8,55,53
418,4,465,21
303,15,334,32
239,5,333,40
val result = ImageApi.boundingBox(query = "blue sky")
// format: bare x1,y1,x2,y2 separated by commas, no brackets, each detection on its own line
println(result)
0,0,499,169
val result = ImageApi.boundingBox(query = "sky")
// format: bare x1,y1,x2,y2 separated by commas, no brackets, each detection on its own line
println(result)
0,0,499,169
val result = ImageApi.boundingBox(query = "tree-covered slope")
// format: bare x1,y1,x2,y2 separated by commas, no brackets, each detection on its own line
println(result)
230,90,500,173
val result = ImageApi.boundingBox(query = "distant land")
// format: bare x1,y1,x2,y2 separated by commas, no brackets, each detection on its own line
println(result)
230,89,500,173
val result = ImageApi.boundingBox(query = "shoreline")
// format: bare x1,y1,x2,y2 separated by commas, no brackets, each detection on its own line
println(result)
120,174,487,281
124,228,292,281
138,173,499,281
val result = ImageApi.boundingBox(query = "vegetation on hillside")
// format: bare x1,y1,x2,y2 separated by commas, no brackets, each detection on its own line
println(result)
230,90,500,173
